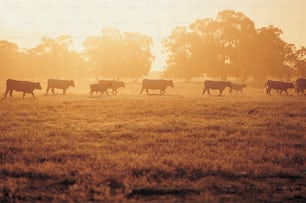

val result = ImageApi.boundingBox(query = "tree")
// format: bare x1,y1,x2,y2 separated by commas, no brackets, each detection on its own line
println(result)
163,10,297,82
83,27,154,80
0,40,22,79
26,35,84,79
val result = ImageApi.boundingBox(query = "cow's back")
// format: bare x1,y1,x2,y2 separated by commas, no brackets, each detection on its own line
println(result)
48,79,69,88
267,80,293,90
143,79,167,89
7,79,24,91
204,80,230,89
296,78,306,86
6,79,40,93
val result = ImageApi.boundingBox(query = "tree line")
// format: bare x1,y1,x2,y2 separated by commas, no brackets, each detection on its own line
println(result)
0,10,305,83
163,10,305,83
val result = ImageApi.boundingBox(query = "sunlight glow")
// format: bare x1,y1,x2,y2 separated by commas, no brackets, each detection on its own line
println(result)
0,0,305,70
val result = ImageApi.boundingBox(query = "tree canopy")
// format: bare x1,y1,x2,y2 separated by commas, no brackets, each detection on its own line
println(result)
83,27,154,80
163,10,305,82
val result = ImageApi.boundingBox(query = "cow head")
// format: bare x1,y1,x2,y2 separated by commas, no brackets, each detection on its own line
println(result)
36,82,42,90
70,80,75,87
168,80,174,87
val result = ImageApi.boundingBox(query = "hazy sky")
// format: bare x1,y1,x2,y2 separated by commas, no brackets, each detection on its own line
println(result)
0,0,305,70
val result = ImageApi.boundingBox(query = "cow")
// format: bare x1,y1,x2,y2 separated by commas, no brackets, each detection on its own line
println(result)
140,79,174,95
202,80,231,96
229,83,247,94
295,78,306,95
98,80,125,95
46,79,75,95
265,80,294,95
3,79,42,99
89,83,112,97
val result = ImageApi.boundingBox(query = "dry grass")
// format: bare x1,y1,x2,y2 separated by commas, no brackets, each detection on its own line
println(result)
0,82,305,202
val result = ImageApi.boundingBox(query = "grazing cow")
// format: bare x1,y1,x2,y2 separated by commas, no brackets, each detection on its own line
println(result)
229,83,247,94
3,79,42,98
98,80,125,95
295,78,306,95
265,80,294,95
202,80,231,96
46,79,75,95
140,79,174,95
89,83,112,97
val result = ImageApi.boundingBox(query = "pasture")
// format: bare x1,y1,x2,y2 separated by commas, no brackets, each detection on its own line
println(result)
0,82,305,202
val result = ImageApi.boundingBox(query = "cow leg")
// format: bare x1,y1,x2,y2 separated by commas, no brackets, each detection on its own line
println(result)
9,90,13,98
23,92,26,98
285,90,289,96
266,88,270,95
4,89,9,99
52,88,55,94
219,89,223,96
105,90,109,96
31,92,35,98
140,87,144,94
45,87,49,95
207,89,211,95
202,88,206,95
63,89,66,94
146,89,149,95
229,88,232,94
303,89,305,95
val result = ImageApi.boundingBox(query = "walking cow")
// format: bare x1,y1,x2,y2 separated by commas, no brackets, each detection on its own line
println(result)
295,78,306,95
89,83,112,97
202,80,231,96
265,80,294,96
3,79,42,98
46,79,75,95
98,80,125,95
140,79,174,95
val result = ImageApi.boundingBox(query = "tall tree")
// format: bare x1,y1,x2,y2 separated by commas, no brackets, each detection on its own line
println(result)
163,10,297,82
0,40,22,79
26,35,84,78
83,27,154,80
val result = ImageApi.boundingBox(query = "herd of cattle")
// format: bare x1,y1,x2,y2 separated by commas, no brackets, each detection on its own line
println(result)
2,78,306,98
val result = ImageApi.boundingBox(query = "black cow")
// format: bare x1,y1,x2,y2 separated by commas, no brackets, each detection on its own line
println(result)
3,79,42,98
89,83,112,97
229,83,247,94
265,80,294,95
98,80,125,95
46,79,75,95
202,80,231,96
296,78,306,95
140,79,174,95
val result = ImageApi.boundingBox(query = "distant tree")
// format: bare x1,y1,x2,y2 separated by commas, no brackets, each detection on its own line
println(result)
288,46,306,77
163,10,298,82
26,35,84,79
0,40,22,79
83,27,154,80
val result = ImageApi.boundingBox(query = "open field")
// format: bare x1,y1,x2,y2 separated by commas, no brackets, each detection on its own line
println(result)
0,83,305,202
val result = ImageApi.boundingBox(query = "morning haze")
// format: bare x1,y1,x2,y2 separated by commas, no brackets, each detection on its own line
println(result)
0,1,305,202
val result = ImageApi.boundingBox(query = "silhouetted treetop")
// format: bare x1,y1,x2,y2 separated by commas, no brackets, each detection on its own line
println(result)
163,10,304,82
83,27,154,80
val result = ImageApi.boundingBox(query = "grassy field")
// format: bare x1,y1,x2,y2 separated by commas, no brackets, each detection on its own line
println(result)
0,82,305,202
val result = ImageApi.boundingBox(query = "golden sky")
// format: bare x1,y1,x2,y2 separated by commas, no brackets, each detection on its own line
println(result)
0,0,305,70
